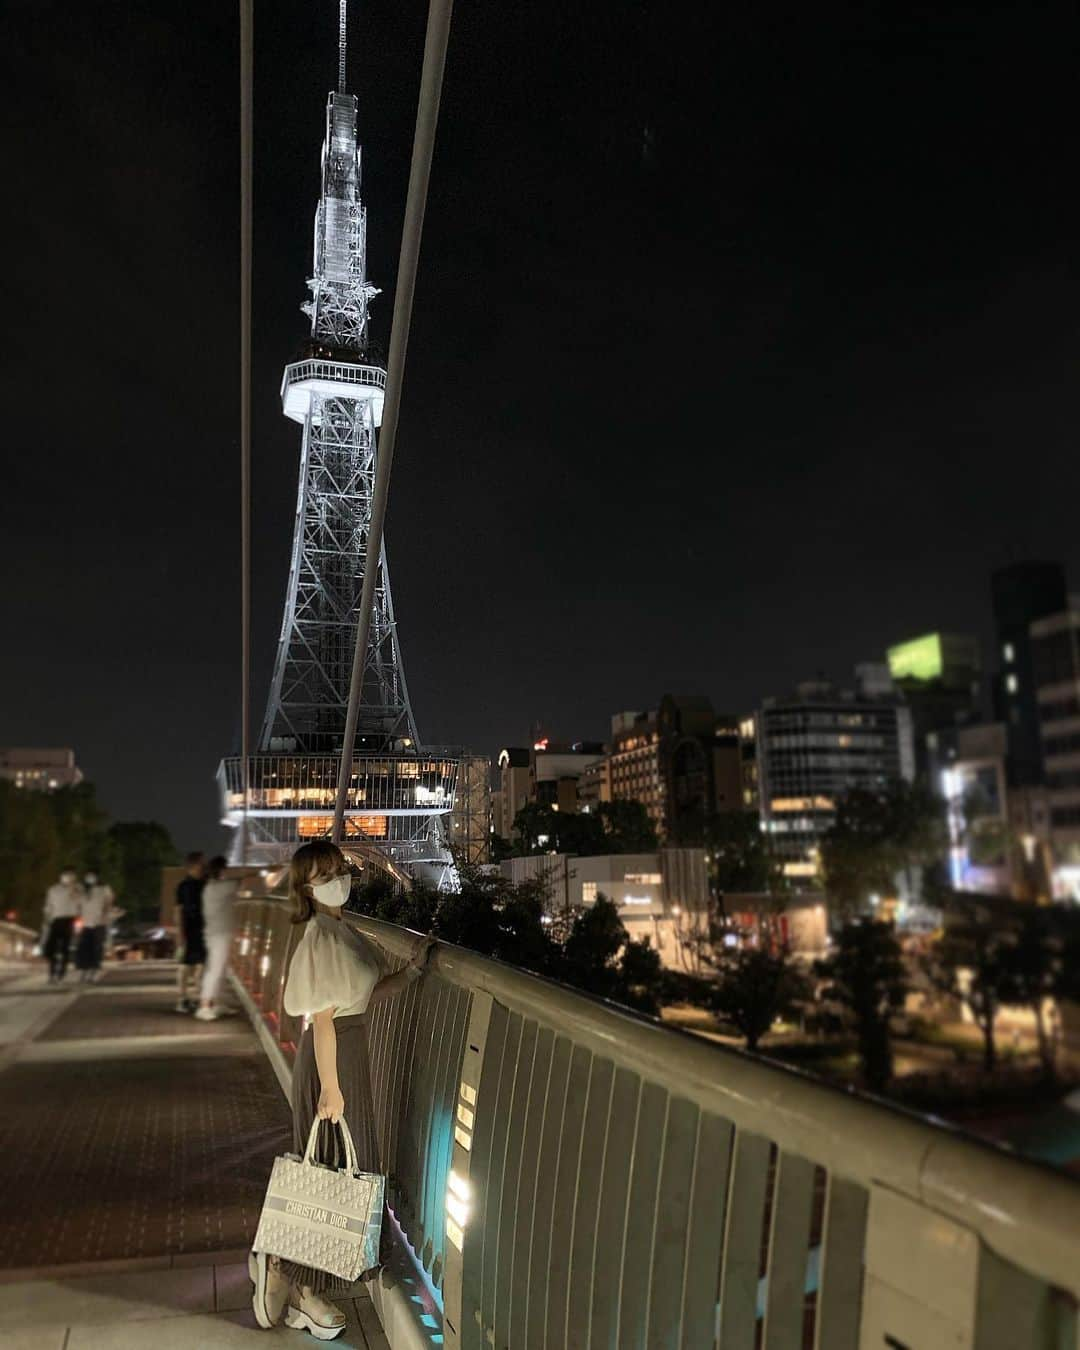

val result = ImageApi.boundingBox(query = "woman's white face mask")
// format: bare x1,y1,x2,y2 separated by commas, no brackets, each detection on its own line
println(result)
311,873,351,908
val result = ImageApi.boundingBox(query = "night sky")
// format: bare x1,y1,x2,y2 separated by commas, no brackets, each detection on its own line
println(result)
2,2,1078,851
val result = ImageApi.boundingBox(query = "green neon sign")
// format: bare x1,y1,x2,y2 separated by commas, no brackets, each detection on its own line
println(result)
887,633,944,683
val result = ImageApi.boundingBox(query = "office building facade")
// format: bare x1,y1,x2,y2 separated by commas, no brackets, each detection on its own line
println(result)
992,560,1067,786
0,748,83,792
757,674,915,880
1032,604,1080,894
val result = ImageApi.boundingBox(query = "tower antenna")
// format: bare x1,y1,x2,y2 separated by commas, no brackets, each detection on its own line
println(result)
338,0,347,92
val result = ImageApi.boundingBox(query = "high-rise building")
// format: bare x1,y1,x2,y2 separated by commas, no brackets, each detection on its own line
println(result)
609,696,744,841
886,632,982,776
992,560,1067,786
0,748,82,792
757,671,915,880
1032,603,1080,896
218,28,456,883
493,740,605,839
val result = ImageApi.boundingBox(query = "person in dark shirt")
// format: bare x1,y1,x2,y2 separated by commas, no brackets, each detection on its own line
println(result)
174,851,207,1013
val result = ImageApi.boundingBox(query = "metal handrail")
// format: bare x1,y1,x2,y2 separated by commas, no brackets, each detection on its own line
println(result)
231,893,1080,1349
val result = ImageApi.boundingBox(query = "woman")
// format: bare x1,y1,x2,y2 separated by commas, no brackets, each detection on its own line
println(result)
75,871,115,982
249,841,432,1340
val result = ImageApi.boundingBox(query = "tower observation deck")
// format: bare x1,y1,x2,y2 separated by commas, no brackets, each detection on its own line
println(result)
220,33,456,884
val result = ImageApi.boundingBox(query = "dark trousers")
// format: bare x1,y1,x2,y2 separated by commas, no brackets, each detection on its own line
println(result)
44,916,74,980
76,925,106,972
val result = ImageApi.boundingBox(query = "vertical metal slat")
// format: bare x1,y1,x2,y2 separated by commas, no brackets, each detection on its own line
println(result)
565,1057,614,1350
645,1095,699,1349
493,1019,537,1350
762,1150,815,1347
617,1081,668,1350
588,1065,643,1350
812,1175,867,1350
547,1043,593,1350
508,1025,554,1349
525,1034,571,1350
717,1129,772,1349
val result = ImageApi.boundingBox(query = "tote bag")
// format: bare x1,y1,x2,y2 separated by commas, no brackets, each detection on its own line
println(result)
253,1115,385,1282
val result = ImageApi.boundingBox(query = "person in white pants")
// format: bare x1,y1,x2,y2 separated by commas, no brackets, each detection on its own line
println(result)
196,857,257,1021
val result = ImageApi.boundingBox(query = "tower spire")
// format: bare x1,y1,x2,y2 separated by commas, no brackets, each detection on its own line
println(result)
338,0,347,93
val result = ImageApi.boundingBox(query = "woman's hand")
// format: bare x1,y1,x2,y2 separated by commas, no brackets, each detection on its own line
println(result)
317,1084,345,1123
410,936,436,972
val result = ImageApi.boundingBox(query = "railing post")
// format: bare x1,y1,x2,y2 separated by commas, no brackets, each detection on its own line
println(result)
442,989,493,1349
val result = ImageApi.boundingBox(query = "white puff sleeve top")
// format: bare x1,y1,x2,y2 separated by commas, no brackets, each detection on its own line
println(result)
284,915,383,1019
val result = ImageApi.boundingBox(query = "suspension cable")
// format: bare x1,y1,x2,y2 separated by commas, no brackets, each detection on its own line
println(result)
332,0,455,844
239,0,253,863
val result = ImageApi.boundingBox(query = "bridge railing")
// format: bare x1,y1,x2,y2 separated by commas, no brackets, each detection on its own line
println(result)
231,891,1080,1350
0,920,37,962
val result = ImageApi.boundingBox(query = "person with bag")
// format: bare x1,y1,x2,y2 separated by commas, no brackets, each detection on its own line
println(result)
42,868,82,983
248,840,433,1340
75,871,115,981
195,856,258,1020
174,851,207,1013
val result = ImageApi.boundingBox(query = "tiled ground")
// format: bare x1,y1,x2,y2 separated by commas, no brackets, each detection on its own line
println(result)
0,969,290,1269
0,964,396,1348
0,1253,388,1349
0,1052,289,1267
40,991,239,1041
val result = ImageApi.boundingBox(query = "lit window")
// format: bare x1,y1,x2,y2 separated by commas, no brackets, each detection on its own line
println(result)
1006,674,1019,694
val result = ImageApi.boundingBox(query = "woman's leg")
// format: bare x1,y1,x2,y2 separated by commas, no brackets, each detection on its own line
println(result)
277,1029,354,1301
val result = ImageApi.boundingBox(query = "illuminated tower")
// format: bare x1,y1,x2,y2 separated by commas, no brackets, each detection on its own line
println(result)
219,12,456,882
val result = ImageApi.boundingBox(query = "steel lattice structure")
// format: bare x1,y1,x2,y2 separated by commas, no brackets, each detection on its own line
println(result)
221,33,459,883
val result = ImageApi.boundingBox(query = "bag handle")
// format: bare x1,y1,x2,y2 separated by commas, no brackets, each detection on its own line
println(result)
302,1113,359,1175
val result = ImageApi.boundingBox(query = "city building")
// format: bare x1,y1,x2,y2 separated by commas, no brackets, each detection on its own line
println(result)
492,740,606,840
501,846,709,969
717,892,829,962
1032,603,1080,898
448,755,492,866
934,721,1052,901
217,44,458,882
757,669,915,881
992,560,1067,786
886,632,982,776
0,748,82,791
609,695,744,841
576,754,611,814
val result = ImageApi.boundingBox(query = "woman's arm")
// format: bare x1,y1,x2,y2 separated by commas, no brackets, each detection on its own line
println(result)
312,1008,345,1122
367,937,435,1007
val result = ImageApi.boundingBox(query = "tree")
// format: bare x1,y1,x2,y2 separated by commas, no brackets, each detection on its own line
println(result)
708,946,808,1051
0,781,61,924
596,800,658,854
508,798,657,859
821,781,947,914
924,923,1010,1072
999,912,1061,1080
815,920,906,1092
107,821,179,925
559,895,663,1013
703,810,779,894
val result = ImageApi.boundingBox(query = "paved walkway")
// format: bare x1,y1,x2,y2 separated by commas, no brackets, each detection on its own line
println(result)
0,961,389,1349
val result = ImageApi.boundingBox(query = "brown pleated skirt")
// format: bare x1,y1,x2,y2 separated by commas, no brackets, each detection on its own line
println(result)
280,1013,388,1294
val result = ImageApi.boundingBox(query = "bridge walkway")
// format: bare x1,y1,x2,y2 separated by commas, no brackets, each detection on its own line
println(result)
0,960,388,1349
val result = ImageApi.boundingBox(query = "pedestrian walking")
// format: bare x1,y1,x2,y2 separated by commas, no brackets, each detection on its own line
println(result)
248,841,433,1338
175,851,207,1013
42,868,82,983
195,856,257,1021
75,872,115,981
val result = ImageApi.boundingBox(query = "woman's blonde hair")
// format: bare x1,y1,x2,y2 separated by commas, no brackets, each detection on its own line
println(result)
288,840,346,924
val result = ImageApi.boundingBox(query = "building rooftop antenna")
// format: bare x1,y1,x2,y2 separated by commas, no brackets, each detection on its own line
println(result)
338,0,347,93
